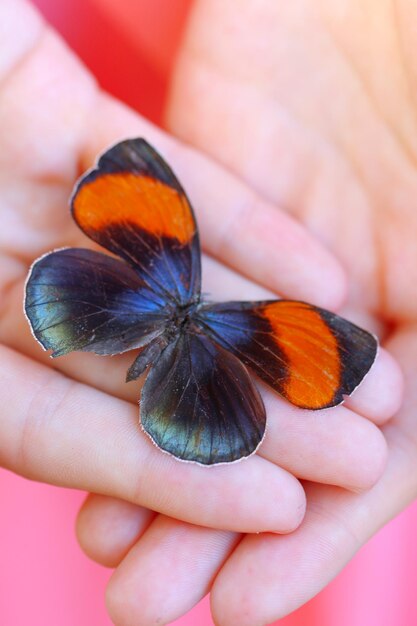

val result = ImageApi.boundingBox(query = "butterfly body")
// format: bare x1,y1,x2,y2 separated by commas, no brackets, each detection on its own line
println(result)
24,138,377,465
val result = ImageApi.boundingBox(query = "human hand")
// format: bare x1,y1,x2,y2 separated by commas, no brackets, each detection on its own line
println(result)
166,0,416,623
0,1,401,624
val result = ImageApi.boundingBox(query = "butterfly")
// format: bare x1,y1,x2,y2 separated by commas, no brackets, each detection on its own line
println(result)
24,138,378,465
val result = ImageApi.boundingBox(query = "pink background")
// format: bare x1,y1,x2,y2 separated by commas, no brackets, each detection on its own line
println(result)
1,1,417,624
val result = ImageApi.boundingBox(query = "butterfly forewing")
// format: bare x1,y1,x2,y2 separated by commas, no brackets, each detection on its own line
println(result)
71,138,201,305
196,300,377,409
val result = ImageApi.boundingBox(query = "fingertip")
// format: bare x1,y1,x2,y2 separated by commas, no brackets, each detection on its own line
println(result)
248,459,306,533
106,578,145,626
106,571,136,626
76,494,154,568
344,347,404,424
140,451,307,534
210,540,266,626
277,478,307,533
343,419,388,493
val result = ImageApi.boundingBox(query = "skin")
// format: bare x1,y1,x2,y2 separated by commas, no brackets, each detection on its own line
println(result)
0,1,403,624
75,0,417,625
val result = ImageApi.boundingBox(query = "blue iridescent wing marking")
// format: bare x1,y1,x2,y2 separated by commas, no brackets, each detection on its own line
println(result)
25,248,169,357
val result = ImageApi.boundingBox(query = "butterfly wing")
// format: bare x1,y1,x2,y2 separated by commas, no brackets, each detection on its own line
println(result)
196,300,378,410
140,331,266,465
71,138,201,306
25,248,169,357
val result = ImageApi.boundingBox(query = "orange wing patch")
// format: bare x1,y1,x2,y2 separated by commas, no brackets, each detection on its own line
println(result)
261,301,341,408
73,173,195,244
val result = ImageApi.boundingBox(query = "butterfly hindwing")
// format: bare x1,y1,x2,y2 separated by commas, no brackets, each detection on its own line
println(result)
71,138,201,306
140,331,266,465
196,300,377,410
25,248,169,357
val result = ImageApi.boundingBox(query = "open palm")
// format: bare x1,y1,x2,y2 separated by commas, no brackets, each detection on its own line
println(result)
0,2,403,626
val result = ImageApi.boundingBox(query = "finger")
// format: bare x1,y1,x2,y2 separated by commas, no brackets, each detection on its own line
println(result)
76,494,155,568
209,325,417,626
106,515,238,626
260,390,387,491
0,345,305,533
